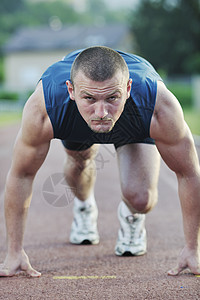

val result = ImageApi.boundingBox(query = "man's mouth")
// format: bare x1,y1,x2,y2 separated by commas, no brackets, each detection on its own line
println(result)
89,119,114,133
91,119,112,125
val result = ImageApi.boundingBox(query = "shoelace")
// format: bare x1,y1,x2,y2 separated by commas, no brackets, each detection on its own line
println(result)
124,215,140,245
76,205,93,231
126,215,138,224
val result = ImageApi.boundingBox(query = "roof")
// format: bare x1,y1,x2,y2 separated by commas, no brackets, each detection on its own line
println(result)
3,24,131,53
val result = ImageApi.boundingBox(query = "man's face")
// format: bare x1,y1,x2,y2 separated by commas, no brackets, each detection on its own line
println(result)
66,70,132,133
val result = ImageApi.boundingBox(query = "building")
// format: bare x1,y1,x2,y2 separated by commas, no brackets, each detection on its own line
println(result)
3,24,133,92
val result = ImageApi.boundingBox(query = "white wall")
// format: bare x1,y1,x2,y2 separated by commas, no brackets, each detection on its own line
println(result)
4,50,72,91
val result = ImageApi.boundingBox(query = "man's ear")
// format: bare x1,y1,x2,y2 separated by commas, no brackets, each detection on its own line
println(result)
66,80,75,100
127,78,132,98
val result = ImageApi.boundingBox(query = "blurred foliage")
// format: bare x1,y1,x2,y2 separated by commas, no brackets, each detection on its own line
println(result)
0,0,127,54
0,57,4,82
131,0,200,75
1,0,200,78
183,107,200,136
0,90,19,101
166,81,192,107
0,0,129,83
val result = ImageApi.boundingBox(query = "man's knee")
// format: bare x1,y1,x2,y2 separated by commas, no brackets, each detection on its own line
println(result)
122,187,158,214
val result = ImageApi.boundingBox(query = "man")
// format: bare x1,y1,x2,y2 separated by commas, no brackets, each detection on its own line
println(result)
0,46,199,277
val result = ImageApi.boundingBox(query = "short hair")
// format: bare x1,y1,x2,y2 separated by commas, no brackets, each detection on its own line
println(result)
70,46,129,85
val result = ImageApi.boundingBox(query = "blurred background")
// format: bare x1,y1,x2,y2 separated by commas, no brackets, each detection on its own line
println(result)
0,0,199,135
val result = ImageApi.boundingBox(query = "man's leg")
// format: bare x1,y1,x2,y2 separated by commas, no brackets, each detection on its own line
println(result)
63,144,100,245
115,143,160,256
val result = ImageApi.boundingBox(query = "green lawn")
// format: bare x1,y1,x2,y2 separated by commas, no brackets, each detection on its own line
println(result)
183,108,200,136
0,108,199,136
0,111,22,127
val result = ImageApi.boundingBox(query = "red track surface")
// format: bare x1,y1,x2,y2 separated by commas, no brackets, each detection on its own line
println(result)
0,123,199,299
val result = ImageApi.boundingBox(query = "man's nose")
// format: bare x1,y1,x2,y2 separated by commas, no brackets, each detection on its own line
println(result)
95,101,108,119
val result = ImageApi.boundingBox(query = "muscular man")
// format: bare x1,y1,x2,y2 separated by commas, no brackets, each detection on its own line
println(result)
0,46,199,277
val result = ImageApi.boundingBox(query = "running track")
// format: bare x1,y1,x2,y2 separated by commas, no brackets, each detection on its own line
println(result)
0,123,199,300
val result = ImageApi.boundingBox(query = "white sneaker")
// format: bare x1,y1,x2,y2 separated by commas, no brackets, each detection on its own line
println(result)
70,199,99,245
115,201,147,256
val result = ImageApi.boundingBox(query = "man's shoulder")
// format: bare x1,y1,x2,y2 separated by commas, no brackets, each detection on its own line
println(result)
118,52,162,95
40,50,83,88
22,82,54,144
41,60,71,84
41,59,72,109
117,51,161,78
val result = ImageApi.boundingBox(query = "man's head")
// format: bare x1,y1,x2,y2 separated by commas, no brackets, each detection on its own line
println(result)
70,46,130,85
66,46,132,133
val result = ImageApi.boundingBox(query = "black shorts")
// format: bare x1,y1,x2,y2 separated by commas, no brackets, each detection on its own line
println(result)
61,137,155,151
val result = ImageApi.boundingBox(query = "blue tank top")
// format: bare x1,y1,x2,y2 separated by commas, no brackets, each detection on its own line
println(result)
41,49,162,144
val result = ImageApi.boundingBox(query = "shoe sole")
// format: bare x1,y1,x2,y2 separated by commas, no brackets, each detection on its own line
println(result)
115,248,146,256
121,250,146,256
70,238,99,245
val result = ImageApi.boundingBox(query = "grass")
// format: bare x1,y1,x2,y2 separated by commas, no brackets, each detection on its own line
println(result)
183,107,200,136
0,111,22,127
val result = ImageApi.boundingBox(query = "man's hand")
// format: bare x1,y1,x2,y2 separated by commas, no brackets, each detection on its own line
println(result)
168,246,200,276
0,249,41,277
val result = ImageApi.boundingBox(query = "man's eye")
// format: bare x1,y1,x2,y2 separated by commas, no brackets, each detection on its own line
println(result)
85,96,94,101
107,96,117,101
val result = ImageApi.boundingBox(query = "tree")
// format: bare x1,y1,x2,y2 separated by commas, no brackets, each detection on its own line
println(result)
0,0,128,83
0,0,25,14
131,0,200,74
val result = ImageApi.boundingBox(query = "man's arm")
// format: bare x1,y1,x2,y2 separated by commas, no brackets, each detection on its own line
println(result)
150,81,200,276
0,82,53,277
